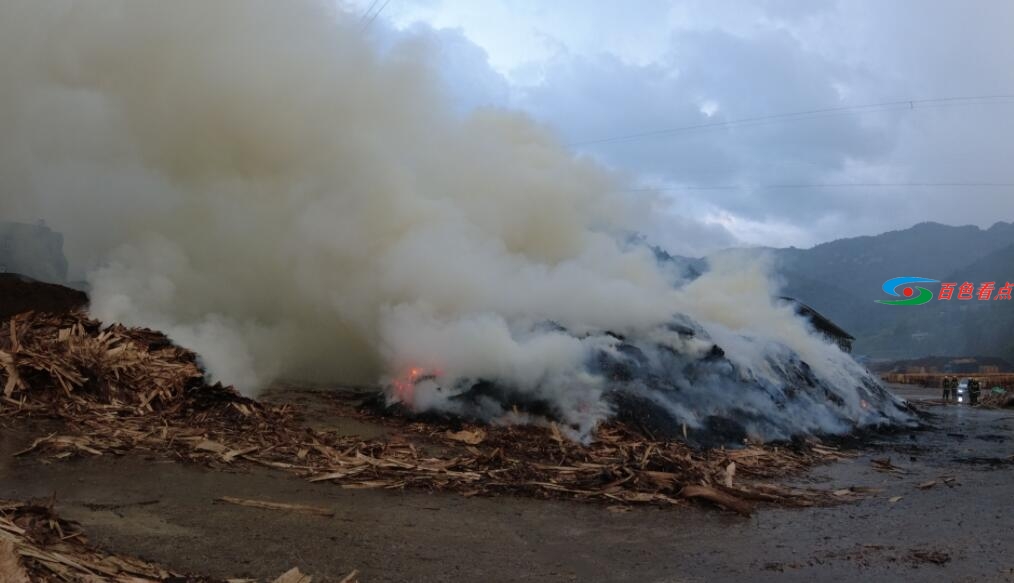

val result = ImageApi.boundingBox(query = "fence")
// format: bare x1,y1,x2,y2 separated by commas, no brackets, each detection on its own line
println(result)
881,372,1014,389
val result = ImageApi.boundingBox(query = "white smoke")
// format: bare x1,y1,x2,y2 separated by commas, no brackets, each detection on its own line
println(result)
0,1,905,438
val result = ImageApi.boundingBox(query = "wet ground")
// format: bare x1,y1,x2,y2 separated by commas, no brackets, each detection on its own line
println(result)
2,385,1013,582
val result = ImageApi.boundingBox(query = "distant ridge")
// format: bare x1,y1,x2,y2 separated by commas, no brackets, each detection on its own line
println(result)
662,221,1014,364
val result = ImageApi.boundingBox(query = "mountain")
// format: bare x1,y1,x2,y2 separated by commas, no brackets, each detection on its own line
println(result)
857,240,1014,361
667,221,1014,363
780,221,1014,361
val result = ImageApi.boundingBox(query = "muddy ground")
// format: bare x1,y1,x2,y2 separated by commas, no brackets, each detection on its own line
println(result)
2,384,1013,582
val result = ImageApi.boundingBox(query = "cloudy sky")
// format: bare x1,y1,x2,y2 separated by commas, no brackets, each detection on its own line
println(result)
348,0,1014,255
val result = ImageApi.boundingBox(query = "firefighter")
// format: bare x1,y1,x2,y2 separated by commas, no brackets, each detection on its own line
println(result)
970,378,981,405
942,376,952,402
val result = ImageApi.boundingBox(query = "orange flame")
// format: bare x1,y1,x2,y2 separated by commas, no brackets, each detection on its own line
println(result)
390,366,441,405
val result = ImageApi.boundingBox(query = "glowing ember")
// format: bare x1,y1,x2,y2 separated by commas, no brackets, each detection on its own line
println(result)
390,367,440,405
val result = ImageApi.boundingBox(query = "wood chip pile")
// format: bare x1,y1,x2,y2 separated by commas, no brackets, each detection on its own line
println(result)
0,498,334,583
0,497,195,582
1,311,855,514
978,388,1014,408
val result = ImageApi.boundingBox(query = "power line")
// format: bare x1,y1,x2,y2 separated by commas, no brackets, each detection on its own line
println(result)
569,94,1014,147
359,0,381,22
617,182,1014,193
361,0,392,30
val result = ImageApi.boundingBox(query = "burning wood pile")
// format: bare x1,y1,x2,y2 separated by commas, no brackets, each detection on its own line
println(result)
382,314,918,448
2,311,858,514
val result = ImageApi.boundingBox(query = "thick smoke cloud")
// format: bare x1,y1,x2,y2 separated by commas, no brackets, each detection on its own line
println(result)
0,0,668,386
0,1,904,438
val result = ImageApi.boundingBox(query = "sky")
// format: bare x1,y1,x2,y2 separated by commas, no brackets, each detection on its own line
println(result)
345,0,1014,255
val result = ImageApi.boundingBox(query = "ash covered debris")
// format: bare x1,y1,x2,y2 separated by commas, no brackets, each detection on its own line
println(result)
381,314,916,447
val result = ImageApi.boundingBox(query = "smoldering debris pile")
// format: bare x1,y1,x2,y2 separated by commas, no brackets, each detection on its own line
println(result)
1,311,861,514
388,315,917,447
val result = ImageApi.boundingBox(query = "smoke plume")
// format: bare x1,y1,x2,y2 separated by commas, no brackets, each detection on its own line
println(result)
0,1,910,439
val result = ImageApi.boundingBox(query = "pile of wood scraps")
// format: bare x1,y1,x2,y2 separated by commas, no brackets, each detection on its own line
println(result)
978,388,1014,408
0,497,338,582
0,497,186,582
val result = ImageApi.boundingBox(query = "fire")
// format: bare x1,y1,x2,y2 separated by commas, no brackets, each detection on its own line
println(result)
390,366,440,406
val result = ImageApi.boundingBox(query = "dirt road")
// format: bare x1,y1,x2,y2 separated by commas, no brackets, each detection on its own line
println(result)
3,386,1013,582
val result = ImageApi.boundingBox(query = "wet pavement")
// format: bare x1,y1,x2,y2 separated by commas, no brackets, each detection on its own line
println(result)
2,386,1013,582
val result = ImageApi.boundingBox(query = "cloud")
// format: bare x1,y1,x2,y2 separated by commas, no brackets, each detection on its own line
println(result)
384,0,1014,250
